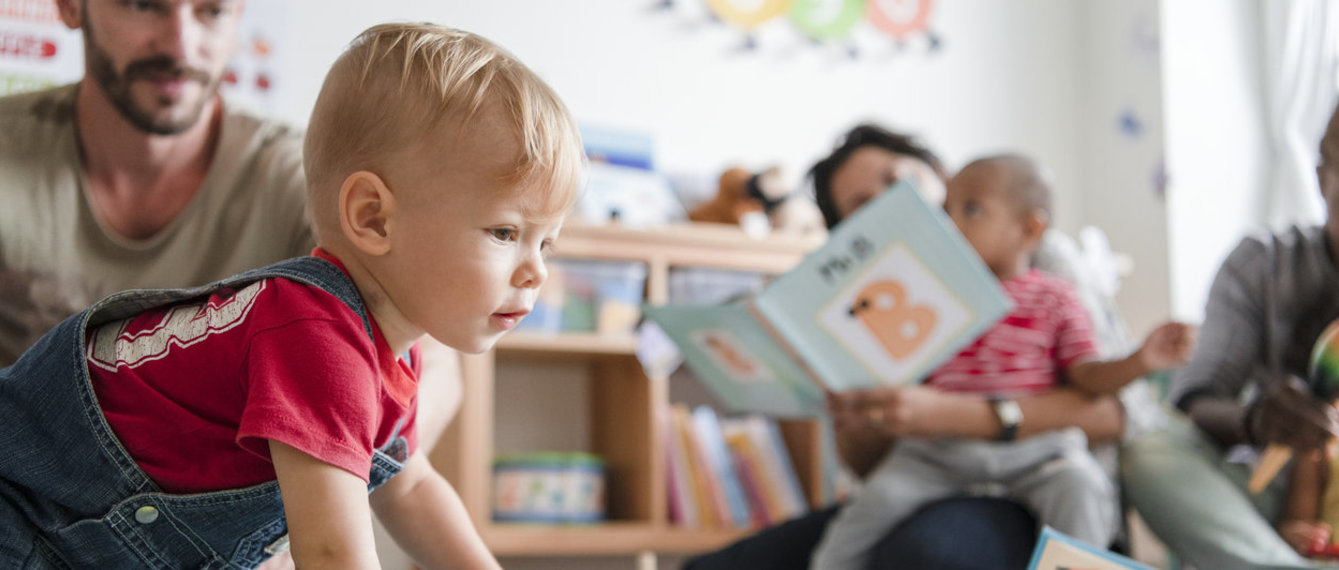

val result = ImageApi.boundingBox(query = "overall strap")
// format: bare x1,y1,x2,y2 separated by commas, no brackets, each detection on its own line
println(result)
86,256,375,343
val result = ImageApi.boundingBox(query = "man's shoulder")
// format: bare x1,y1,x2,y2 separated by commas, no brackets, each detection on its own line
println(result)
219,99,303,149
0,84,77,139
1225,225,1326,268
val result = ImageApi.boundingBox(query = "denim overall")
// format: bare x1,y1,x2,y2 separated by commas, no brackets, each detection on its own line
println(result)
0,257,409,569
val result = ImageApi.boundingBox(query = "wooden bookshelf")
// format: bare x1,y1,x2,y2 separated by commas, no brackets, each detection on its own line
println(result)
427,222,825,561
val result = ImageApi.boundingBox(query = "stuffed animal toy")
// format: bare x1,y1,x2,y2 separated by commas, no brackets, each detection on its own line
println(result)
689,166,826,238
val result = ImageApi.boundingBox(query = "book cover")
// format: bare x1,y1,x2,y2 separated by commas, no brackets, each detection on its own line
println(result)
721,418,788,526
643,179,1011,416
754,416,809,517
664,407,698,527
1026,526,1153,570
673,405,723,528
690,406,754,528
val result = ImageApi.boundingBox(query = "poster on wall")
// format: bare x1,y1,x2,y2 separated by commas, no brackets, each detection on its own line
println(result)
658,0,941,57
0,0,82,95
0,0,292,115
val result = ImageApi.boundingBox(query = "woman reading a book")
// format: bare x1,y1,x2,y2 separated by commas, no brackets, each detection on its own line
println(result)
685,124,1136,569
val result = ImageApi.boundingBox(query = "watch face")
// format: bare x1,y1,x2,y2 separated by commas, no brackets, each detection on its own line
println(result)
996,400,1023,426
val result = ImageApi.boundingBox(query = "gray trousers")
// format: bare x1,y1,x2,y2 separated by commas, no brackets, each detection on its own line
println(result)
812,428,1117,570
1120,411,1337,570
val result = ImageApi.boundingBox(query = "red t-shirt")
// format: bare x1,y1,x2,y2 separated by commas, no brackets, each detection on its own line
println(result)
926,269,1099,396
86,251,418,494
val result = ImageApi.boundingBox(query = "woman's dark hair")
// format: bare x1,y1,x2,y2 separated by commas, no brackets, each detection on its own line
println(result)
809,124,946,229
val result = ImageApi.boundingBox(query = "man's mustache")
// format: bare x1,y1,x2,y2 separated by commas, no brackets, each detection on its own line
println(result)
124,56,211,85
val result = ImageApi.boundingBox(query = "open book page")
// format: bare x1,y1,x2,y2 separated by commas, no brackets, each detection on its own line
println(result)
756,180,1011,393
642,301,826,416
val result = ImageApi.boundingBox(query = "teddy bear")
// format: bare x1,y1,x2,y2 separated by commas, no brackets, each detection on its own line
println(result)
688,165,826,238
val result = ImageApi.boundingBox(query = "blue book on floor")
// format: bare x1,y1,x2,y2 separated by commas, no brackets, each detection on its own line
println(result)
1026,526,1153,570
643,179,1011,417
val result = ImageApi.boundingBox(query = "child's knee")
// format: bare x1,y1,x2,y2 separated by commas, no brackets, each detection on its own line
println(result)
1040,452,1115,502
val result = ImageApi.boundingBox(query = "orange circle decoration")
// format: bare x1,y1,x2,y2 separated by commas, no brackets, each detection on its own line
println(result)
705,0,794,30
865,0,934,41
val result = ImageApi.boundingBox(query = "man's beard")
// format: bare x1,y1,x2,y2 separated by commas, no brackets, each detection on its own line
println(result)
84,29,220,135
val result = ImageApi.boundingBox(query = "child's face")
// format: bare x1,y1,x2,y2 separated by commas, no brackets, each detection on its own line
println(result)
376,116,564,354
944,166,1035,279
829,146,946,220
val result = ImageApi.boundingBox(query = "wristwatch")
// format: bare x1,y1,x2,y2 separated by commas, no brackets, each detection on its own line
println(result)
989,397,1023,442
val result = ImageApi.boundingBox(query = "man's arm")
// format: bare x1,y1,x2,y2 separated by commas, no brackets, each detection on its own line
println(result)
369,451,500,570
269,440,381,570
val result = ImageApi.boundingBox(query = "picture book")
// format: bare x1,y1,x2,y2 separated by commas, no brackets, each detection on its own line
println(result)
642,180,1011,416
1026,526,1153,570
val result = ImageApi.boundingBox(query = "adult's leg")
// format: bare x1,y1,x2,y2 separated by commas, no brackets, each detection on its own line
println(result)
680,505,841,570
1120,411,1307,570
871,496,1037,569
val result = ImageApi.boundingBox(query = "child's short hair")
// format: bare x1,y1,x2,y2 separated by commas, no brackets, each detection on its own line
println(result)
303,23,584,242
959,154,1053,218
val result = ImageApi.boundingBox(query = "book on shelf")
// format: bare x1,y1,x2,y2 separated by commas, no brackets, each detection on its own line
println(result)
664,406,699,527
1026,526,1153,570
720,415,807,525
642,180,1011,416
665,406,808,529
690,406,753,528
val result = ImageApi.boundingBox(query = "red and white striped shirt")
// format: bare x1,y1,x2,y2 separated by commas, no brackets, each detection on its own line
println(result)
926,269,1098,396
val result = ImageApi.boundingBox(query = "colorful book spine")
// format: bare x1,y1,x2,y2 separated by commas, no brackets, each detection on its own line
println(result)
691,406,753,528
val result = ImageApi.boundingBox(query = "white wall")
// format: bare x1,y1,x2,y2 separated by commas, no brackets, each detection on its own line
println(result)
1161,0,1268,323
1078,0,1170,337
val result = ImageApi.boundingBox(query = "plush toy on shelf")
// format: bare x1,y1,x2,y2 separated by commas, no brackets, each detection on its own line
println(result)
689,166,826,238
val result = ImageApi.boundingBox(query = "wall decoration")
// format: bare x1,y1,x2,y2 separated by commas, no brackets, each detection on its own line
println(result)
654,0,941,58
0,0,292,115
789,0,864,42
220,0,293,114
866,0,940,51
1117,107,1145,140
1150,157,1167,200
0,0,82,95
705,0,790,30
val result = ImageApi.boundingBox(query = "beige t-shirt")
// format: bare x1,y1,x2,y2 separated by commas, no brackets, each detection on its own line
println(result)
0,84,313,365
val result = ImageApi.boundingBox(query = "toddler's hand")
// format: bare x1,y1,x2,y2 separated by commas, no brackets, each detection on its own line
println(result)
1279,518,1332,557
1138,322,1196,370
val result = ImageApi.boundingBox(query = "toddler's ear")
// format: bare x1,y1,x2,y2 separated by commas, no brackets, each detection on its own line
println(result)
337,171,396,256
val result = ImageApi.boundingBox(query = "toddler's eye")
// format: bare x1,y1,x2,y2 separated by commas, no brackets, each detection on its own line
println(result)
490,228,517,242
540,239,555,258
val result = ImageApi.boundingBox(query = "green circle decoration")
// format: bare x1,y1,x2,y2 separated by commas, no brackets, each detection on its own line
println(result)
790,0,865,40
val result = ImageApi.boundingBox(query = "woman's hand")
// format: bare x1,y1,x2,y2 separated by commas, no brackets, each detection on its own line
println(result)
829,385,966,439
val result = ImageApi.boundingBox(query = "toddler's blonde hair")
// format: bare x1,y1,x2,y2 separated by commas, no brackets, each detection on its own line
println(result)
304,23,584,242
